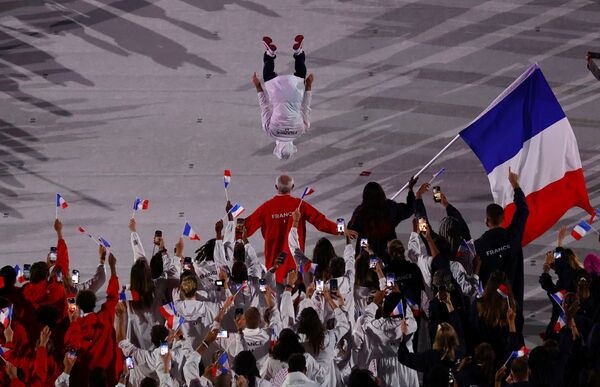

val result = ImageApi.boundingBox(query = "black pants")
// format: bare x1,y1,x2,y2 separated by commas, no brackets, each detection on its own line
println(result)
263,52,306,82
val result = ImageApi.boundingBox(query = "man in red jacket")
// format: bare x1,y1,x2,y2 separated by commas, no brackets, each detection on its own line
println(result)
64,252,121,386
244,175,343,283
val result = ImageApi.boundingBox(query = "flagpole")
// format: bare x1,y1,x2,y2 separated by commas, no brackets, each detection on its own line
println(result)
297,198,304,211
225,188,229,202
55,205,58,220
390,134,461,201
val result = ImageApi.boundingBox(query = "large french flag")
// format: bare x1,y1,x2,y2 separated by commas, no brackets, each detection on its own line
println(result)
460,64,593,245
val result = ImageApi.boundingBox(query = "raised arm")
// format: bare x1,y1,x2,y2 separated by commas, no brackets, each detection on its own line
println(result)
129,218,146,261
75,244,107,293
301,74,313,131
507,169,529,241
101,253,120,321
54,219,70,276
302,202,338,235
243,202,267,238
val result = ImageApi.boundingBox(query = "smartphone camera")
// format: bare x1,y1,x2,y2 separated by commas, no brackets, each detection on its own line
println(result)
432,186,442,203
369,258,377,269
214,279,224,287
183,257,193,271
316,280,324,294
71,270,80,285
277,252,287,265
336,218,345,235
553,250,562,260
329,278,338,293
154,230,163,246
23,264,31,281
217,330,228,338
259,278,267,292
418,218,428,233
49,247,57,263
386,274,396,288
125,356,134,370
360,238,368,248
159,342,168,355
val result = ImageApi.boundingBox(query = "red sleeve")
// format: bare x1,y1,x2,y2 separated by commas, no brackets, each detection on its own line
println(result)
64,320,83,351
10,379,26,387
55,238,70,276
100,275,119,323
244,201,267,237
32,347,48,382
301,203,337,235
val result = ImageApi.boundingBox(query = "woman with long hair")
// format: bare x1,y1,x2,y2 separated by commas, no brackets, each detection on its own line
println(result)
455,342,496,387
233,351,272,387
348,179,417,262
353,249,385,319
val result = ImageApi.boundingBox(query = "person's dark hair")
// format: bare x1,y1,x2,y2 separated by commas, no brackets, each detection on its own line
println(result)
357,182,392,240
438,216,463,257
0,297,9,310
348,368,378,387
233,351,260,387
312,238,336,272
528,345,554,387
130,259,154,308
297,307,325,356
575,269,591,301
511,356,528,382
474,343,496,384
354,250,379,289
150,324,169,348
76,290,97,314
234,242,245,262
195,239,216,263
272,328,305,361
231,261,249,284
180,271,198,299
213,373,232,387
382,292,402,318
140,377,158,387
486,203,504,227
30,262,49,284
387,239,405,261
477,271,515,328
36,305,59,329
244,307,261,329
0,266,17,290
150,252,164,280
89,367,108,387
329,257,345,278
288,353,306,373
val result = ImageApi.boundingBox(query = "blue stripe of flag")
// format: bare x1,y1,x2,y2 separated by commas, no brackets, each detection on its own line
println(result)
459,66,566,174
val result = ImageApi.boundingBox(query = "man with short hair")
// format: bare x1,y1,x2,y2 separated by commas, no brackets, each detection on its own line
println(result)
509,357,530,386
281,353,321,387
244,175,340,283
475,169,529,311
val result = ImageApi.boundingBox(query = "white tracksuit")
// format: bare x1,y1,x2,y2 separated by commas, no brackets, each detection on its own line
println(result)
352,303,419,387
261,353,327,386
258,75,312,160
280,371,321,387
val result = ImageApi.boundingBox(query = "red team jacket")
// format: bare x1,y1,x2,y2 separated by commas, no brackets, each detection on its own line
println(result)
244,194,338,283
64,275,121,386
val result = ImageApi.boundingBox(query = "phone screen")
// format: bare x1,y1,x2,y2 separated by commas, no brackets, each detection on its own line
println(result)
217,330,228,338
125,356,134,369
183,257,192,271
49,247,57,262
329,279,338,293
259,278,266,292
71,270,80,284
369,258,377,269
336,218,345,234
418,218,427,232
23,264,31,280
159,342,168,355
214,279,224,287
316,280,324,293
360,238,368,248
386,274,396,288
553,250,562,260
432,186,442,203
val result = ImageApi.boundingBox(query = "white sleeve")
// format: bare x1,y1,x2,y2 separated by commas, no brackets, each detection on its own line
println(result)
279,290,296,329
213,239,231,271
343,244,355,287
305,353,327,385
55,372,70,387
450,262,480,298
378,277,387,291
182,350,203,386
301,90,312,131
407,232,425,263
257,91,272,134
245,243,264,277
163,254,182,279
75,264,106,293
157,368,178,387
288,227,301,255
331,307,350,343
119,339,154,368
224,220,236,246
130,232,146,261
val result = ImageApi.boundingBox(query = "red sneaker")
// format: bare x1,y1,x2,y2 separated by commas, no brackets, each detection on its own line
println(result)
293,35,304,53
262,36,277,56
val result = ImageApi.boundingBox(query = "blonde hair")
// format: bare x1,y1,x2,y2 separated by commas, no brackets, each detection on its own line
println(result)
180,276,198,299
432,322,459,362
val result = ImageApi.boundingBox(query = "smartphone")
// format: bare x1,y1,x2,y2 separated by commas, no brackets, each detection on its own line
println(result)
23,264,31,281
67,348,77,358
49,247,57,263
183,257,193,271
329,278,338,293
276,252,287,265
553,249,562,260
71,270,80,284
214,279,224,287
316,280,324,294
386,274,396,288
336,218,345,235
159,342,168,355
432,186,442,203
360,238,368,248
418,218,428,233
259,278,267,292
369,258,378,269
217,330,228,338
235,308,244,317
125,356,134,370
588,51,600,59
154,230,163,246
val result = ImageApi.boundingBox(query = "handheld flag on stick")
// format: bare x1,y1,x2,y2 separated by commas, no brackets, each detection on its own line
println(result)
551,290,566,310
0,346,10,357
183,222,201,241
0,306,12,328
297,187,315,209
229,203,245,218
406,298,420,318
497,284,511,309
78,227,101,246
571,220,597,240
224,170,231,201
503,346,529,367
427,168,445,185
56,193,68,218
554,311,567,333
213,352,229,377
132,197,150,218
299,261,317,274
234,281,248,296
98,237,111,249
15,265,25,284
119,287,140,302
390,300,405,318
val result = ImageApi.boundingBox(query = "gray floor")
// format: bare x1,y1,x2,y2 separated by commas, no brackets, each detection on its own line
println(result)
1,0,600,346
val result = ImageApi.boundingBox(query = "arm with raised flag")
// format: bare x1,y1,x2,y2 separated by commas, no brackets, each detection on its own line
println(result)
214,220,233,271
129,218,146,261
99,253,119,323
301,201,338,236
440,193,472,241
54,219,70,277
506,169,529,243
390,177,418,224
243,201,267,238
75,245,107,294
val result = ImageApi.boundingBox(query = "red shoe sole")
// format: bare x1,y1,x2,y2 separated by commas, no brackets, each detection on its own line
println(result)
262,36,277,51
293,34,304,50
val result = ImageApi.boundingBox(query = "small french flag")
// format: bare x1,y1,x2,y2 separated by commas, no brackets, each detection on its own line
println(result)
183,222,201,241
213,352,230,377
98,237,111,248
476,280,485,298
55,270,63,283
301,187,315,200
235,281,248,295
497,284,510,299
224,170,232,189
551,290,566,308
133,197,150,211
0,305,12,328
299,261,317,274
571,220,592,240
229,203,245,218
15,265,25,283
510,346,530,359
390,300,405,318
554,311,567,333
56,193,68,209
119,287,140,302
0,346,10,357
270,328,278,348
159,302,177,320
406,298,420,317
